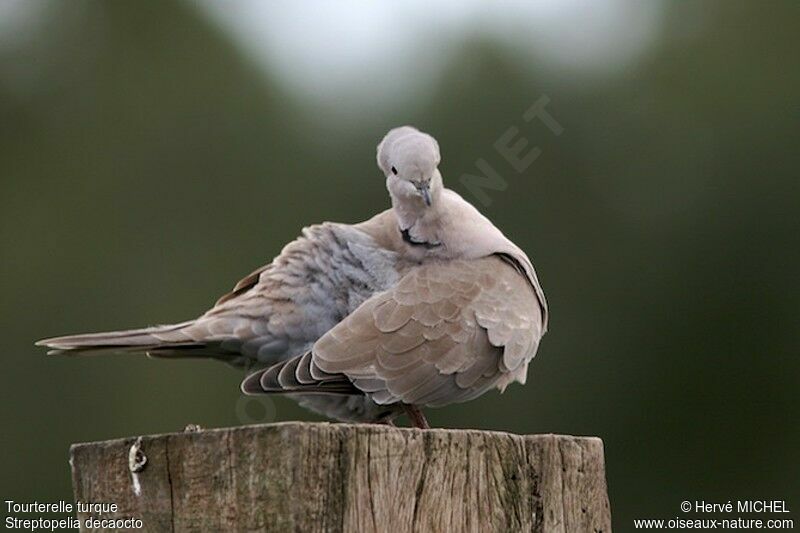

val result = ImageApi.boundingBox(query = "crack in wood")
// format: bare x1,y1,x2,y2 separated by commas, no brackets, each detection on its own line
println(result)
69,423,611,532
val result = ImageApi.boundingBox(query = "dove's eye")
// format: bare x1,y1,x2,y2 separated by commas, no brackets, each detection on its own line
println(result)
391,166,398,175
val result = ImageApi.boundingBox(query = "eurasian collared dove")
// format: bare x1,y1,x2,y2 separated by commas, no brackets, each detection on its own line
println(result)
37,126,547,428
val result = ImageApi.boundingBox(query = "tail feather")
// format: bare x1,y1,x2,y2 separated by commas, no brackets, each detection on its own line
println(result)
36,321,197,354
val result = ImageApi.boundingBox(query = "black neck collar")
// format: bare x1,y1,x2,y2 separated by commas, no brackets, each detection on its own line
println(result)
400,227,441,249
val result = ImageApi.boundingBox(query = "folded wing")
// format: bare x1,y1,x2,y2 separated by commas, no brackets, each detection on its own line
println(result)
243,255,544,407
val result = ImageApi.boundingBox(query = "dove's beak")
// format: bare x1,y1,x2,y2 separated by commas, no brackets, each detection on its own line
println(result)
419,185,432,207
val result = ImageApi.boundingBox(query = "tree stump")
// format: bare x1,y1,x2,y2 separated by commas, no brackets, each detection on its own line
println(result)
70,422,611,532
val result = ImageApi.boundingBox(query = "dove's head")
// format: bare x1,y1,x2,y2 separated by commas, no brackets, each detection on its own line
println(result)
377,126,442,208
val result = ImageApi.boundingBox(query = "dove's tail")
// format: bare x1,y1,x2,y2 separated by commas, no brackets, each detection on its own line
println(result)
35,321,202,356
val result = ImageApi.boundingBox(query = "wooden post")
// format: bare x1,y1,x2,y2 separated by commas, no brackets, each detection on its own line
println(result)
70,422,612,532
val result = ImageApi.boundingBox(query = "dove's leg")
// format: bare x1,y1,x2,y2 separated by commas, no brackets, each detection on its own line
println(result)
403,405,430,429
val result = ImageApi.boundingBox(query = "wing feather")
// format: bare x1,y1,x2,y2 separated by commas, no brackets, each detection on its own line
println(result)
243,255,544,407
312,255,543,406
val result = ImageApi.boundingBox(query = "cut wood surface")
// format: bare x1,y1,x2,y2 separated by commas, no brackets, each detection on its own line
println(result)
70,422,611,532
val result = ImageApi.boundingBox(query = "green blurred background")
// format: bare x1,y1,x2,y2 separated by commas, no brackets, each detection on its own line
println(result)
1,0,798,528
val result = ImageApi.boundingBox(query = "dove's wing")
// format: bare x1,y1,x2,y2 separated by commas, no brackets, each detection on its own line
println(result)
243,254,543,407
39,222,401,368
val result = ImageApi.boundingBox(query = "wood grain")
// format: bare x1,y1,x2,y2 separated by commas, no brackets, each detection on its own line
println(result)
70,422,611,532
